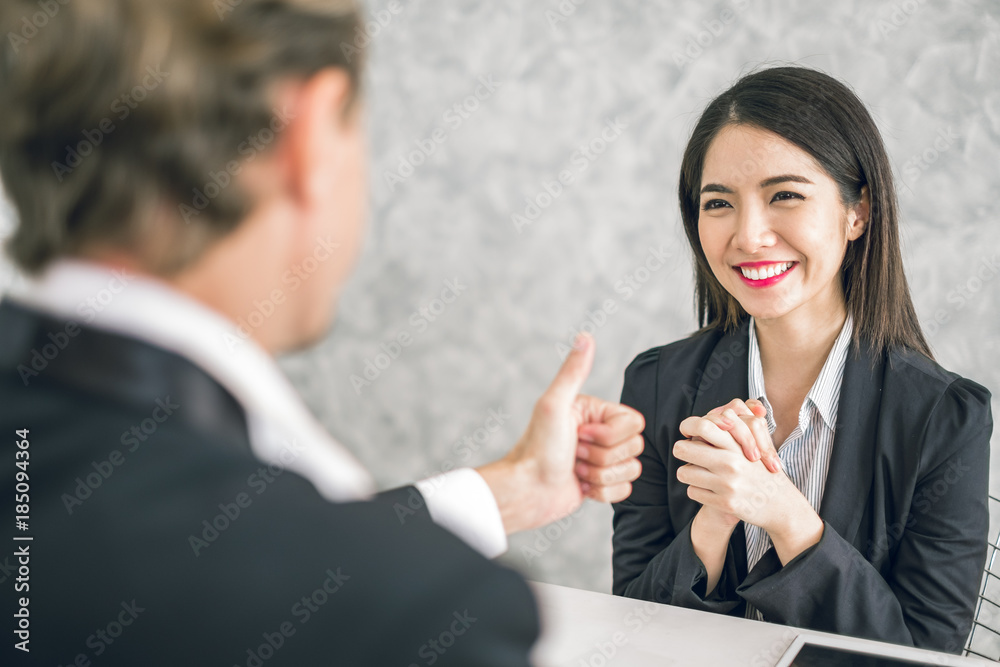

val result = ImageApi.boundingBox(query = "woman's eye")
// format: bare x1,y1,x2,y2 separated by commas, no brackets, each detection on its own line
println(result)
771,191,804,203
701,199,731,211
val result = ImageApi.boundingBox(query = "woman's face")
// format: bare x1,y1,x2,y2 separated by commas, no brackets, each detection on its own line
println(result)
697,124,868,325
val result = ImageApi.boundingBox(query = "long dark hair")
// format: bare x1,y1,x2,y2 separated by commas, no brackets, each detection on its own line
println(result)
678,66,931,359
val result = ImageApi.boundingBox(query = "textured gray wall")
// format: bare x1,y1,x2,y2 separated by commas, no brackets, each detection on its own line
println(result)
2,0,999,594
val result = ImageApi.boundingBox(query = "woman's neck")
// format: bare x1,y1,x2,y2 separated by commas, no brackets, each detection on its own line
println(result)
755,300,848,388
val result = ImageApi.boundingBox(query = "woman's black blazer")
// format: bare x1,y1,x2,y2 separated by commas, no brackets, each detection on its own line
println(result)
612,321,993,653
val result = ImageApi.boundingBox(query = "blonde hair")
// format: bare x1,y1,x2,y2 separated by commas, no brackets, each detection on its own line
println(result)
0,0,363,274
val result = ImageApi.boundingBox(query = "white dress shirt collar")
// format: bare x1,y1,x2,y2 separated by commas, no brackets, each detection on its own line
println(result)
7,259,376,501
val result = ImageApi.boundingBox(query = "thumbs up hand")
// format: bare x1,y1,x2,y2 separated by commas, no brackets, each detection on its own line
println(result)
477,334,645,535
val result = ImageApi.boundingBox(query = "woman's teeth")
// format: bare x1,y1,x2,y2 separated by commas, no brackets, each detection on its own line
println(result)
740,262,794,281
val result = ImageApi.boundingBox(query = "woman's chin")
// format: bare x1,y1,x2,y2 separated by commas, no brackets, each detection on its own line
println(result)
735,299,797,323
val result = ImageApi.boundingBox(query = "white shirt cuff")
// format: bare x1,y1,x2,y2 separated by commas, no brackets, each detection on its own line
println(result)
415,468,508,559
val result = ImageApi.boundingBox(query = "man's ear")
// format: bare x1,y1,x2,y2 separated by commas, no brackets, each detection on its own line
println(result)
283,67,356,209
847,185,870,241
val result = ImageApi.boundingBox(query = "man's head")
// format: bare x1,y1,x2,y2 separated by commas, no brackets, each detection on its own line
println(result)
0,0,369,351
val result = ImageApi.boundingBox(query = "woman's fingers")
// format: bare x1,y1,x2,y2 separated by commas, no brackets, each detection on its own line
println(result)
685,484,728,515
703,399,781,472
672,439,733,474
676,462,720,493
679,415,740,451
740,413,782,473
706,398,755,419
715,408,761,463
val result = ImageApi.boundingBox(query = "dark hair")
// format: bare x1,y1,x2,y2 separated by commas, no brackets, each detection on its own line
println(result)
678,66,931,358
0,0,363,274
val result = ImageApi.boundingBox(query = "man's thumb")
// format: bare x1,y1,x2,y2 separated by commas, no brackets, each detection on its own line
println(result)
546,333,595,405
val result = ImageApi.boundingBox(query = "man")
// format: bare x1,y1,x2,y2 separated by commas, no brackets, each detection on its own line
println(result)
0,1,650,664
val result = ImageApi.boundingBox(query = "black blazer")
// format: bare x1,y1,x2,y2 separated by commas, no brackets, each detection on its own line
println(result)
612,322,992,653
0,300,538,666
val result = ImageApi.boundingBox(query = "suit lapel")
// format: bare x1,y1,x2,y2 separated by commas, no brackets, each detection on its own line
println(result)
690,321,751,419
818,341,885,545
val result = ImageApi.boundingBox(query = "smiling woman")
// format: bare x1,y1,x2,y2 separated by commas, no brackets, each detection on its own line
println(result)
611,66,993,654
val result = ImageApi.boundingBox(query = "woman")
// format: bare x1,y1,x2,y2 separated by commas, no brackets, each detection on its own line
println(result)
612,66,992,653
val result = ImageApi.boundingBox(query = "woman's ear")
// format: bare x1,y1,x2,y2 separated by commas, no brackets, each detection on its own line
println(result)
847,185,870,241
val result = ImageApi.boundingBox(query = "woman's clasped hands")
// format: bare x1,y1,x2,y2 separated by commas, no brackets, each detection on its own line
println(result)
673,399,825,567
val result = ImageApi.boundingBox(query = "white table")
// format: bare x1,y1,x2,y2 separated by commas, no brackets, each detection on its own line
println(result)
529,582,992,666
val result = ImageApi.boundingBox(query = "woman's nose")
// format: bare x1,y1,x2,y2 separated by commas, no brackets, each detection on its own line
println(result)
732,204,775,254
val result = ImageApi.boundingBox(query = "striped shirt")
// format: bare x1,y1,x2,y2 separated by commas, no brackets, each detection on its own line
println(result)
743,315,853,621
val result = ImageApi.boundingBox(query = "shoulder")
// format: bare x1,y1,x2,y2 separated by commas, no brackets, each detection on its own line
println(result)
885,347,992,413
624,327,726,388
621,327,733,426
882,347,993,469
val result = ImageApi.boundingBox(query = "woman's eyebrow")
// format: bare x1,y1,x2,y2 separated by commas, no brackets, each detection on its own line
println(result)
759,174,814,188
700,174,813,194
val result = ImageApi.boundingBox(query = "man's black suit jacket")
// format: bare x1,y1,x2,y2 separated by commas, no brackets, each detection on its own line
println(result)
612,321,992,653
0,300,538,665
